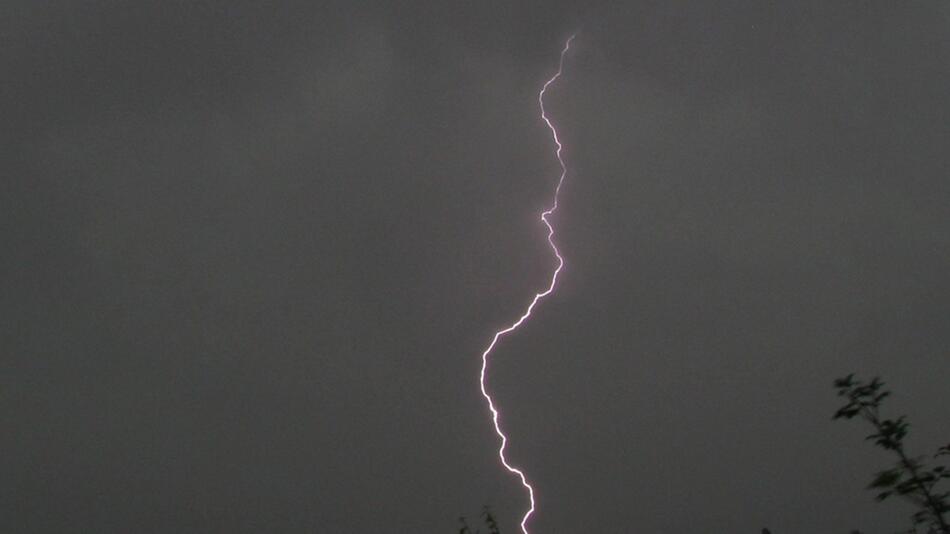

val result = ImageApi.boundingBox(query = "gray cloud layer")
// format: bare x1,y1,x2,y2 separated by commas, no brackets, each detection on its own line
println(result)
2,2,949,532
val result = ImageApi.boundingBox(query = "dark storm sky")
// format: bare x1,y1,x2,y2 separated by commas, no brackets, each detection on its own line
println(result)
3,2,950,532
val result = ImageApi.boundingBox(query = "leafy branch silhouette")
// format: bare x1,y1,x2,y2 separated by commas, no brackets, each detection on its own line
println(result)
833,374,949,533
458,506,502,534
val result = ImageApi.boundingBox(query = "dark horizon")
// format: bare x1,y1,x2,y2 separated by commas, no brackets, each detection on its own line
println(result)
3,2,949,532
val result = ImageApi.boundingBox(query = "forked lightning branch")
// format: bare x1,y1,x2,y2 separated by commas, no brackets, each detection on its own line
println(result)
476,35,575,534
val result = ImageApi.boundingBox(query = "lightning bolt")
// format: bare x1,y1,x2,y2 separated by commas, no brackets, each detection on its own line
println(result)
478,34,575,534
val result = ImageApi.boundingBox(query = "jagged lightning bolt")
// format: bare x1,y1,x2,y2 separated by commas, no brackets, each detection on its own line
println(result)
478,34,575,534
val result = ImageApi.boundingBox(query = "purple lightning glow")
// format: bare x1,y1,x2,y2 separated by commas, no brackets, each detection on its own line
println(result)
478,34,575,534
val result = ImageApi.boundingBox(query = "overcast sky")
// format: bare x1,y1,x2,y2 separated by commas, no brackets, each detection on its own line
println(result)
3,2,950,533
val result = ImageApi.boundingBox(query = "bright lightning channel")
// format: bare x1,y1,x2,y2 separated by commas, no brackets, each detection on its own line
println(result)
477,34,575,534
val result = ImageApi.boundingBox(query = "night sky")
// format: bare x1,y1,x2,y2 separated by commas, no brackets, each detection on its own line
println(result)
4,2,950,533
